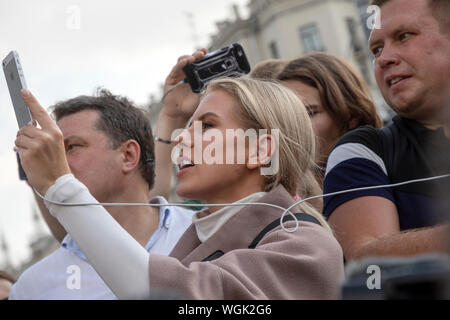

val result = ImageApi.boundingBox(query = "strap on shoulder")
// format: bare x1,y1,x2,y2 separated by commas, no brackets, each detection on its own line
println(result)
248,213,321,249
202,213,322,262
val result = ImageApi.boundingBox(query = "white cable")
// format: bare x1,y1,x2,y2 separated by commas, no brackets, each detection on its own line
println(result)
33,173,450,233
31,190,297,217
280,173,450,233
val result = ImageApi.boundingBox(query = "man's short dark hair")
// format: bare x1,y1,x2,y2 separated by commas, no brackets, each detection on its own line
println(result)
370,0,450,35
51,89,155,190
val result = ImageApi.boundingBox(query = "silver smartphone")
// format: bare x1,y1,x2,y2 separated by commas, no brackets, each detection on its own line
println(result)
3,50,33,128
3,50,32,180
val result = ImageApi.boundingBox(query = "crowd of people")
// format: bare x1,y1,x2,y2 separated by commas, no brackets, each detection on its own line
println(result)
3,0,450,300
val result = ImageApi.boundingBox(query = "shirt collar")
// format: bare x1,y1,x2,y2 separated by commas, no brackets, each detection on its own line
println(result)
149,196,172,229
192,192,267,243
395,116,449,141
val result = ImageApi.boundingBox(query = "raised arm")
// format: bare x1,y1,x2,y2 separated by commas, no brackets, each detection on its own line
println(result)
322,127,450,261
15,90,150,299
32,191,66,242
149,48,207,200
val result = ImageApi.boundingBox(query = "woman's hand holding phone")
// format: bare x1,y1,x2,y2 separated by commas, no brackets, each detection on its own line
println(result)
14,89,71,195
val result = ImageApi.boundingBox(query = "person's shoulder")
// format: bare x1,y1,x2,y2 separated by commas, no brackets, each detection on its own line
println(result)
9,247,68,299
169,205,195,228
259,219,341,254
250,220,344,280
18,247,70,278
326,125,388,176
328,125,386,167
335,125,384,151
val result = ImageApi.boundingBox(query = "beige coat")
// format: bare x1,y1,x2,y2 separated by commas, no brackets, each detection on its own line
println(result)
149,185,344,299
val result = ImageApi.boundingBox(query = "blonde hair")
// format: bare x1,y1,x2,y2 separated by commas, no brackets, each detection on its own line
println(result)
205,77,331,232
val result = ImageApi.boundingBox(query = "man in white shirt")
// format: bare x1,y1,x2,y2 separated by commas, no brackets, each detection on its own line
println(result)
10,197,192,300
10,89,193,299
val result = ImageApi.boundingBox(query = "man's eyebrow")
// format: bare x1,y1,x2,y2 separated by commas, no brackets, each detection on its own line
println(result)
368,35,381,47
390,23,421,36
369,23,420,46
368,29,382,47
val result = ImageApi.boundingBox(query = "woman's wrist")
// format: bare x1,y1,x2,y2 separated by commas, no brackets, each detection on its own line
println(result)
154,136,172,145
159,108,190,126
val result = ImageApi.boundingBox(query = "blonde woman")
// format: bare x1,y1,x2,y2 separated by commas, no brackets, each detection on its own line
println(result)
15,59,344,300
155,51,324,212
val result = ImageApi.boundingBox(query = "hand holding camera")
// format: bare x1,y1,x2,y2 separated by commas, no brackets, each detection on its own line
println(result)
161,48,208,124
161,43,250,123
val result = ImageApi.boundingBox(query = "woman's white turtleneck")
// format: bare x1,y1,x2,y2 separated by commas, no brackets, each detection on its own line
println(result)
192,192,267,243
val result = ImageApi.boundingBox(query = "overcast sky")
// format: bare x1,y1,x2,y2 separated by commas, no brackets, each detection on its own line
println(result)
0,0,249,268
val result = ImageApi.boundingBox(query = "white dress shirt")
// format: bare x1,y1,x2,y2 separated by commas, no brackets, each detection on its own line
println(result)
9,195,193,300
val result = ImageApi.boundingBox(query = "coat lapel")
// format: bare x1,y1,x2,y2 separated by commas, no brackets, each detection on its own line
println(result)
169,224,201,260
170,185,297,265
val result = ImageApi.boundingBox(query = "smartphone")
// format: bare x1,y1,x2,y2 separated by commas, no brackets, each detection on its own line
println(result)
3,50,32,180
183,43,251,93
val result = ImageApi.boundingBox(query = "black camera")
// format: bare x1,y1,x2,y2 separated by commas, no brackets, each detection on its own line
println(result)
183,43,251,93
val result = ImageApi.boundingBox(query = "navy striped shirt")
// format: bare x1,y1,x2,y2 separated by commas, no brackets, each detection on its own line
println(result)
323,116,450,230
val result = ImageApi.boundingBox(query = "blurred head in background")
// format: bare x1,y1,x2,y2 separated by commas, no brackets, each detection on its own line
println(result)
250,59,288,80
278,52,382,173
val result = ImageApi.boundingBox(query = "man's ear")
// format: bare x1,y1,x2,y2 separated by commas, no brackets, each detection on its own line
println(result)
246,133,275,170
120,140,141,174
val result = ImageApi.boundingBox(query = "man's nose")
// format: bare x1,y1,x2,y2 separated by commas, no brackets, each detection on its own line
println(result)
377,45,401,69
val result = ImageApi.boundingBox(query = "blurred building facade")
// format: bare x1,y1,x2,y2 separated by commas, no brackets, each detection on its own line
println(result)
209,0,392,120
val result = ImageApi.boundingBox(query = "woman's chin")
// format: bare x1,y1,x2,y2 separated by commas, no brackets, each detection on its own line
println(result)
176,184,201,201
